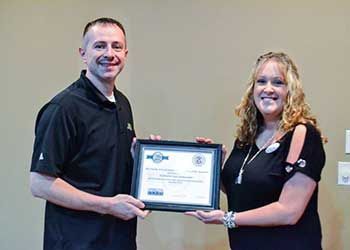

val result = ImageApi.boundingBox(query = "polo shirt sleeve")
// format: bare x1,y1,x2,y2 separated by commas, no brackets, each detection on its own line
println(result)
284,124,326,182
30,103,77,177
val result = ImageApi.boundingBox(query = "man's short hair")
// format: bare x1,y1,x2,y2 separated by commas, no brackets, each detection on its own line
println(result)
83,17,126,38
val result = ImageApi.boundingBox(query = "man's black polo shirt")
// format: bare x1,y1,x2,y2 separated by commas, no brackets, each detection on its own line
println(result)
31,71,137,250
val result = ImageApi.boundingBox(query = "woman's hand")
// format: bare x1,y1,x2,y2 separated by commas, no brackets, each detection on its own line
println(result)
195,136,214,144
185,210,225,224
195,137,227,166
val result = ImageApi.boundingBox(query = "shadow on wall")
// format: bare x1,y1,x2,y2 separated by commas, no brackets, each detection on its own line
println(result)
320,186,342,250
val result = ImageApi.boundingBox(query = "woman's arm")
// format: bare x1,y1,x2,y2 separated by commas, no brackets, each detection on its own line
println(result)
234,172,315,226
186,125,316,226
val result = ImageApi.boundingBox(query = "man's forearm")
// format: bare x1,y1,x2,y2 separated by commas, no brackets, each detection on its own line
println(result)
30,172,109,214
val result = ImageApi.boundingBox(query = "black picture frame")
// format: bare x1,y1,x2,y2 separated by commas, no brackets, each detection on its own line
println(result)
131,139,222,212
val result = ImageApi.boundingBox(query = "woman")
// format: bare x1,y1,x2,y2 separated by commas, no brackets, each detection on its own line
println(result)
186,52,326,250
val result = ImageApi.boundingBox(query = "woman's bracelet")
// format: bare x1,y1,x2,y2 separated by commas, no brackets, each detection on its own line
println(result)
222,211,237,228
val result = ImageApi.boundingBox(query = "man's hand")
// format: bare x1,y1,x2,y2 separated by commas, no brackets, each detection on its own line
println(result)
30,173,150,220
105,194,150,220
131,135,162,159
149,134,161,140
131,137,137,159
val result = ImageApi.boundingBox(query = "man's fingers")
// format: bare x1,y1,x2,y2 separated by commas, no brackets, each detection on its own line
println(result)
130,206,150,219
138,209,151,219
149,134,161,140
123,195,145,209
130,137,137,158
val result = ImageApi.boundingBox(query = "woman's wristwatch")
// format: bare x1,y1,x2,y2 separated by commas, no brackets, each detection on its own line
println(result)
222,211,237,228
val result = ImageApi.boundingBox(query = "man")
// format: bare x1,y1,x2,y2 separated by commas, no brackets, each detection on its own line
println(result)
30,17,149,250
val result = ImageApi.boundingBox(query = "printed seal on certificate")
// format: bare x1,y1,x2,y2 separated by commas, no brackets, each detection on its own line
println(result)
131,139,222,212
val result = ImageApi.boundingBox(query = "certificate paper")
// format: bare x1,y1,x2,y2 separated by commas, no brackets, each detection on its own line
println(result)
131,140,222,212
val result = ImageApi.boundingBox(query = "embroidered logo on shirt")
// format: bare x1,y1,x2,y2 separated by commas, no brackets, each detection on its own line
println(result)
127,123,133,131
39,153,44,160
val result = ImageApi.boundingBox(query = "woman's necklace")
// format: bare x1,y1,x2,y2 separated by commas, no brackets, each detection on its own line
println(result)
235,132,276,184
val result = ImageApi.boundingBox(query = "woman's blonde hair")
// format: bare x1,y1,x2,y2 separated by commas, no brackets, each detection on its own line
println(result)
235,51,325,145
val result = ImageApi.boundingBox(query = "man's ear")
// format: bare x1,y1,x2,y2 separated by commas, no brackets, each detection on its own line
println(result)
79,48,87,63
124,48,129,59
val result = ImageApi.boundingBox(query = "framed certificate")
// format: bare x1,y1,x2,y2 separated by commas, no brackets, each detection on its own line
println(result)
131,139,222,212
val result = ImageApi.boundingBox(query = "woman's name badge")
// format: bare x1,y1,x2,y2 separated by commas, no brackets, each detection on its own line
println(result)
265,142,280,153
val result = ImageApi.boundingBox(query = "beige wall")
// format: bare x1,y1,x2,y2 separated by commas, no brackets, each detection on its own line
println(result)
1,0,349,249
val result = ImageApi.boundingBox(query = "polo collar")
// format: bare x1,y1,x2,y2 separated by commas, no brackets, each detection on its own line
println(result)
80,70,118,109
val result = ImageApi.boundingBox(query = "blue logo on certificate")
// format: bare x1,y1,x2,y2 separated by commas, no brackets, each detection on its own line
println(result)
147,188,164,196
192,154,206,166
146,152,169,163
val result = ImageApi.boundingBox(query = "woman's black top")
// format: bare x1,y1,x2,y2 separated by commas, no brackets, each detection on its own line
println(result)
221,123,325,250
